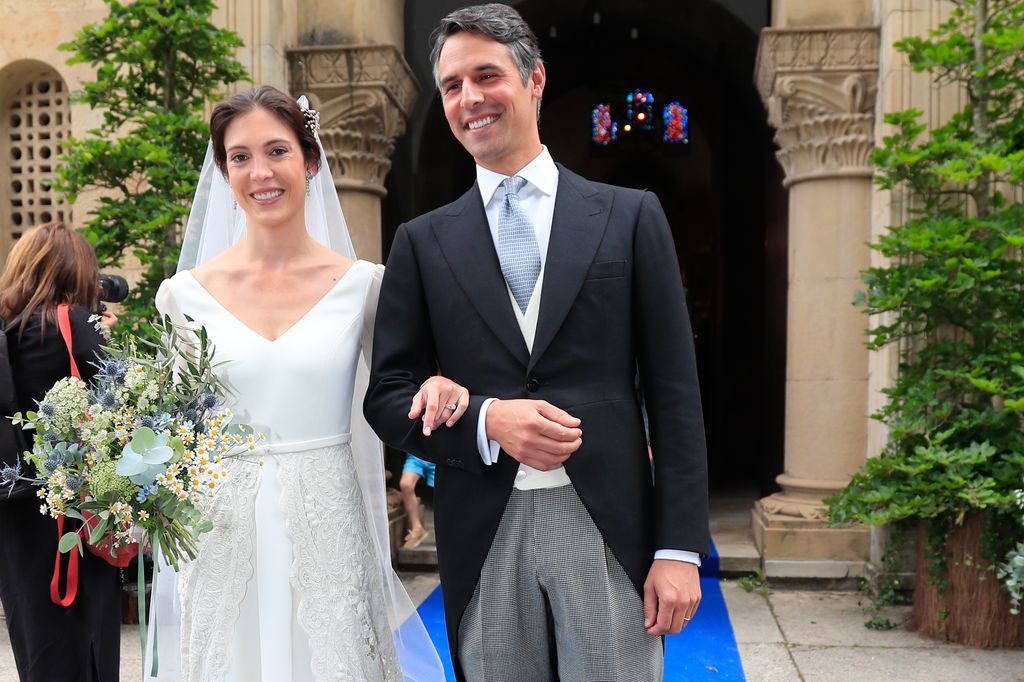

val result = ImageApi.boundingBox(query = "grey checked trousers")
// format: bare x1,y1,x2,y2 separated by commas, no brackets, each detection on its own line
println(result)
458,485,663,682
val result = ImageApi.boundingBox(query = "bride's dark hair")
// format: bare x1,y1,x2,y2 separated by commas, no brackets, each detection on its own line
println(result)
209,85,322,176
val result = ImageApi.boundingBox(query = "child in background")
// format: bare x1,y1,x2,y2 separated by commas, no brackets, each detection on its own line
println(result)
400,454,435,548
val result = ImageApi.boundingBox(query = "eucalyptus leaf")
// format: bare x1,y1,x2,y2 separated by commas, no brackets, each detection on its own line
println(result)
59,532,83,556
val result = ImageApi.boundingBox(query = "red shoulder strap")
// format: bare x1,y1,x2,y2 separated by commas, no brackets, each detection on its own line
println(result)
49,514,79,607
56,304,81,380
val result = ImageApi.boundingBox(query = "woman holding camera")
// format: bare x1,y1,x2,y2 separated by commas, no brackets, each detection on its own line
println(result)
0,222,120,681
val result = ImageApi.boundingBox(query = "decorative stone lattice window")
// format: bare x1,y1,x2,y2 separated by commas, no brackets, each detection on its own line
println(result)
4,68,71,243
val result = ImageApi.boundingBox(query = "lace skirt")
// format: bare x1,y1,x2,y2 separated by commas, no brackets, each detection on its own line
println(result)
177,435,402,682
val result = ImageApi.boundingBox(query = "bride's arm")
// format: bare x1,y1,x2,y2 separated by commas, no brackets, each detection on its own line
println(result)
360,264,468,435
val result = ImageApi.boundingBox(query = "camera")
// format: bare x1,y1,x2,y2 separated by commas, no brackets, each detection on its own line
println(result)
97,273,129,312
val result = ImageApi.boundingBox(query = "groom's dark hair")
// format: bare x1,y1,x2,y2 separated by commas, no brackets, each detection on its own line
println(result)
429,4,543,91
209,85,322,177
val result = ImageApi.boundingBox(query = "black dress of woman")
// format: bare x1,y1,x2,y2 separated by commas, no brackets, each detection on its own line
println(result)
0,304,121,681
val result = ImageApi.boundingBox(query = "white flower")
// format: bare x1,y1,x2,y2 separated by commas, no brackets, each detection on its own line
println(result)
38,377,89,433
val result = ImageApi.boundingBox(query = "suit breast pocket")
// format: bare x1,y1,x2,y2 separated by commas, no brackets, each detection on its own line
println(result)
585,259,626,280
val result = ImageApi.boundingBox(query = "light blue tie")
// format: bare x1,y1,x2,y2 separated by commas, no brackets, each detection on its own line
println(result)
497,176,541,313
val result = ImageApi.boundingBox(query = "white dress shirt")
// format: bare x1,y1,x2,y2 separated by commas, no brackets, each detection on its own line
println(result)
471,147,700,567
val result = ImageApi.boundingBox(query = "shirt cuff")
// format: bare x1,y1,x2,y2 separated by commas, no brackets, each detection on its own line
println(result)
654,549,701,566
477,398,500,465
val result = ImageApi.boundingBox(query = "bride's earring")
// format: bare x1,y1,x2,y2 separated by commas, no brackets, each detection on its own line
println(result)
305,170,312,196
232,197,238,211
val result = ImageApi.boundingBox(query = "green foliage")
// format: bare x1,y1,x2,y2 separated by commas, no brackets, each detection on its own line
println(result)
826,0,1024,610
56,0,248,332
864,615,898,630
737,568,770,597
998,490,1024,614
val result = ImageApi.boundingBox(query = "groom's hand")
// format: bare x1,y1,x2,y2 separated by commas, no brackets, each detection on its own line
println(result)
643,559,701,635
485,400,582,470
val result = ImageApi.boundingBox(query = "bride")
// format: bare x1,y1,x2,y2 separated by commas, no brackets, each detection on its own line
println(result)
151,85,456,681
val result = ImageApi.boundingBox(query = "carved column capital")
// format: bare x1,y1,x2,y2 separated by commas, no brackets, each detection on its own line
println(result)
756,27,880,187
287,44,419,197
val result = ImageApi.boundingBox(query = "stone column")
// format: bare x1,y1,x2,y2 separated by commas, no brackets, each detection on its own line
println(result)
287,45,417,263
752,27,880,579
286,0,416,264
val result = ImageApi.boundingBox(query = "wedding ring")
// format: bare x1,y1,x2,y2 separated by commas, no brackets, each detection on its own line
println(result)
445,402,458,411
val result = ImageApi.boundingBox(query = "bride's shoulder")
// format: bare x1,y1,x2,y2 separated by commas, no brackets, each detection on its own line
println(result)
156,270,192,316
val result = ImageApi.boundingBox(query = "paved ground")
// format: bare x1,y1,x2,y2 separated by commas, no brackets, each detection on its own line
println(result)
721,579,1024,681
3,574,1023,680
4,495,1023,681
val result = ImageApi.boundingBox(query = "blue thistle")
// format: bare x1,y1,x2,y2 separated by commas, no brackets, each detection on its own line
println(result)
42,432,60,444
98,391,117,410
0,460,21,489
42,455,62,473
38,402,56,419
201,393,218,410
140,415,155,429
98,358,127,382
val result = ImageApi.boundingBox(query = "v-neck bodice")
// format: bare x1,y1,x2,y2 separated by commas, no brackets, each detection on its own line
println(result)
179,264,363,344
156,260,383,444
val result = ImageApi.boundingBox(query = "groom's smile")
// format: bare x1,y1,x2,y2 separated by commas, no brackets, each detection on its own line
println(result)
464,113,500,131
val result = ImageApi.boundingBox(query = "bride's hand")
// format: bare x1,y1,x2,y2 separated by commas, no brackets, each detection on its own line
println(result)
409,375,469,436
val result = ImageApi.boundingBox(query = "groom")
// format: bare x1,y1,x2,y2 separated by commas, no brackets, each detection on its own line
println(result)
365,4,708,680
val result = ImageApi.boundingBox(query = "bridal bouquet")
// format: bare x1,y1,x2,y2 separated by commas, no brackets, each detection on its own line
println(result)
0,316,264,570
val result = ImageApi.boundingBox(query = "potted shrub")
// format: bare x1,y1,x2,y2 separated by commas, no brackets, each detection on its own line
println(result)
826,0,1024,646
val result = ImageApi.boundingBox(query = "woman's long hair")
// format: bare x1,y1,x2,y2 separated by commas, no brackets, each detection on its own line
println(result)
0,222,100,339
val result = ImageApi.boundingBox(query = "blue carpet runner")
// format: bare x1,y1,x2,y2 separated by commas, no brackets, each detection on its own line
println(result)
413,539,746,680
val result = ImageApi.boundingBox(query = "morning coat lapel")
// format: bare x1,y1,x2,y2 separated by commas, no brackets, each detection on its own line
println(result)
529,165,613,371
431,185,531,367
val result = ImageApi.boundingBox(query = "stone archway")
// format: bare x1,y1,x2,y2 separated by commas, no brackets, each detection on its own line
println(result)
397,0,788,496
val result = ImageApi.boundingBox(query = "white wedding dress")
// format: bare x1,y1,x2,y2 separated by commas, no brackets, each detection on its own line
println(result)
154,260,404,682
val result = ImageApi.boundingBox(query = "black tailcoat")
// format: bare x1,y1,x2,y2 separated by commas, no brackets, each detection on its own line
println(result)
365,165,709,680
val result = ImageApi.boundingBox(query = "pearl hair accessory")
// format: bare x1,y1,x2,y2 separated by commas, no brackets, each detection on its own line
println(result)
300,103,320,136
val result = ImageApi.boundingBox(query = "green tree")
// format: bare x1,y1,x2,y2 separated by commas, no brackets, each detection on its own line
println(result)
827,0,1024,601
57,0,248,331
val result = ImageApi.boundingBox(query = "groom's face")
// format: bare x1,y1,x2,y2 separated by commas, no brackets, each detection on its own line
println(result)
438,31,545,175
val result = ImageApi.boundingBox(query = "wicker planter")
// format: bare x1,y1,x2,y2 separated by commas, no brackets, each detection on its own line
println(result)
912,515,1024,647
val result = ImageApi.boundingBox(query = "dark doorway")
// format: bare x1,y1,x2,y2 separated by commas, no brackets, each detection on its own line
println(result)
388,0,787,496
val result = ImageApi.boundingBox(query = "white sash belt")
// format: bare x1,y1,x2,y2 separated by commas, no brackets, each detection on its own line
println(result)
253,432,351,456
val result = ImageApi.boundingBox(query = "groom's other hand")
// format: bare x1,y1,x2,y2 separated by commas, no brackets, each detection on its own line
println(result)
485,400,582,470
410,376,470,435
643,559,701,635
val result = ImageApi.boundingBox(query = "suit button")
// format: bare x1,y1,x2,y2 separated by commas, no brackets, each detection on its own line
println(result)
526,378,540,392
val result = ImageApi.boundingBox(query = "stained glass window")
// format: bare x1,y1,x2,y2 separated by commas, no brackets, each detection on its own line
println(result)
624,90,654,134
592,104,616,145
662,102,688,144
590,90,687,147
